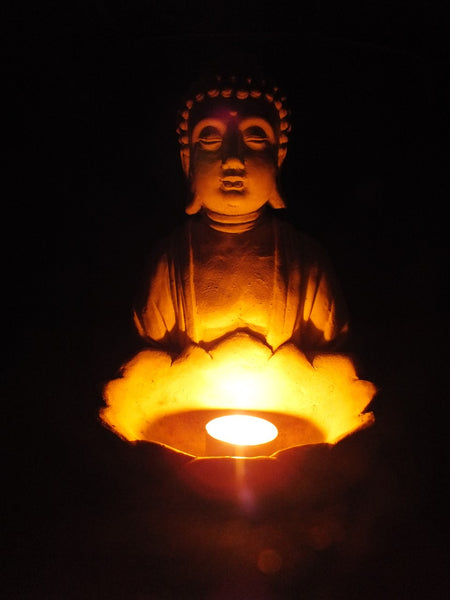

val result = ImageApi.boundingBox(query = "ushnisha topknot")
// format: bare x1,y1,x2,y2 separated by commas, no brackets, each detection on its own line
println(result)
176,73,292,151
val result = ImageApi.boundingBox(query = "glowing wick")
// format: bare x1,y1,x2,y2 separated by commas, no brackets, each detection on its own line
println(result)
206,415,278,446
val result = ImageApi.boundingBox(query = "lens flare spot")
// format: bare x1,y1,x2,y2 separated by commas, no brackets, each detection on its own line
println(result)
257,548,282,574
206,415,278,446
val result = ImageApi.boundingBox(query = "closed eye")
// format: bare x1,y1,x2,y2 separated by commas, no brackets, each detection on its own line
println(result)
243,126,271,149
197,126,222,150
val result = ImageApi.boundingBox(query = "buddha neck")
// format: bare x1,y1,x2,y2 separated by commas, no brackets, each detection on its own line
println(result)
204,208,264,233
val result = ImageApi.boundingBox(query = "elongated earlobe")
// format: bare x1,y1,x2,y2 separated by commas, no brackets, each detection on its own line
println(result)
270,152,287,208
181,148,202,214
268,186,286,209
180,148,190,178
278,147,287,168
185,193,203,215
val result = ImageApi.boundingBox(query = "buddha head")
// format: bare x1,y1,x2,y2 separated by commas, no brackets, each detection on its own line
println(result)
176,73,291,218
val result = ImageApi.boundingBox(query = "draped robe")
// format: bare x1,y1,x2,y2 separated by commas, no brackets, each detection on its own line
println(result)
134,212,349,353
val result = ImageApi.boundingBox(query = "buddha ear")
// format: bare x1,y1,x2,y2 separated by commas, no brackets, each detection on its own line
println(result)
268,186,286,209
270,146,287,209
180,147,203,214
180,148,190,178
277,146,287,168
185,192,202,215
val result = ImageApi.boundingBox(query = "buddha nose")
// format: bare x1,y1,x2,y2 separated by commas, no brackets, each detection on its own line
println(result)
221,132,245,166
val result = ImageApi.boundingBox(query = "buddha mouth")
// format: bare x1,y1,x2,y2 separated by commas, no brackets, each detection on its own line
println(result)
220,177,245,191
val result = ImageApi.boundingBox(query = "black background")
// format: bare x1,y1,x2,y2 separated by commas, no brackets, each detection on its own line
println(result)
5,2,449,598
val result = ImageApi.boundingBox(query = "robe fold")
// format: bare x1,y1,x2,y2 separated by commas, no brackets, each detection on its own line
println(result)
134,212,349,353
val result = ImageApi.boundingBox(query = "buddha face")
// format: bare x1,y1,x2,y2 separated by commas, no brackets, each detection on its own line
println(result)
187,100,285,216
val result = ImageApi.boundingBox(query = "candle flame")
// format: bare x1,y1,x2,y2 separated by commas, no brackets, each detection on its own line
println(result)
206,415,278,446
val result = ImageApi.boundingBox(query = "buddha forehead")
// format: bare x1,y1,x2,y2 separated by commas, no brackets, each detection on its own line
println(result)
188,96,280,131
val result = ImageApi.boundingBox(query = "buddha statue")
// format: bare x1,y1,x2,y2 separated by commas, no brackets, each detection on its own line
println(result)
100,71,375,460
133,73,349,355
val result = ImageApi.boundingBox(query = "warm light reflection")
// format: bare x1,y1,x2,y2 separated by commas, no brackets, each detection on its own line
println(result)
206,415,278,446
101,331,376,456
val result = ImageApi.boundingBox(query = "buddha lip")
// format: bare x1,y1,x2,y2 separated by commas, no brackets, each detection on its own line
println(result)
220,178,244,189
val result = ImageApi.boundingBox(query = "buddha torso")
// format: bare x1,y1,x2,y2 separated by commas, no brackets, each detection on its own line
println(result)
190,214,276,344
134,210,349,353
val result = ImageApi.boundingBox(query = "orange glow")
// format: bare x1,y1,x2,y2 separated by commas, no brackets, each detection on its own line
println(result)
101,332,375,457
206,415,278,446
100,77,374,460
